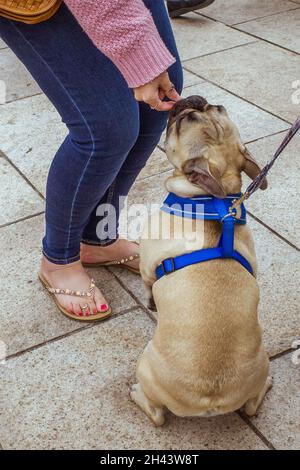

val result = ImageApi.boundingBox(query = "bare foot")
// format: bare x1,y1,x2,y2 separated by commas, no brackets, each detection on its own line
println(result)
80,238,140,272
40,257,109,317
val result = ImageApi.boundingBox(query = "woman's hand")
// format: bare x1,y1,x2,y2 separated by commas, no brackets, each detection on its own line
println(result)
134,71,181,111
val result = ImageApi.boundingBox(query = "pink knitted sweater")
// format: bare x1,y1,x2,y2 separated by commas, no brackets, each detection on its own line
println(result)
64,0,176,88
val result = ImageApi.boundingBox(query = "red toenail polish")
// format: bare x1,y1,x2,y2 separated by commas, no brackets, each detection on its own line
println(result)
93,308,98,314
101,304,108,311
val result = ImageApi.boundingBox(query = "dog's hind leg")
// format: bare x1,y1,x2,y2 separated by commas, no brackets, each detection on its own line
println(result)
244,376,273,417
130,383,165,426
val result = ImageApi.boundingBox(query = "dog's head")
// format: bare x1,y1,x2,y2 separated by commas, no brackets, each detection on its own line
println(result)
165,95,267,197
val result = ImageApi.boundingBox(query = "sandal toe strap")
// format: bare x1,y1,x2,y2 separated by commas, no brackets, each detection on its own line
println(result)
111,253,140,266
47,278,96,298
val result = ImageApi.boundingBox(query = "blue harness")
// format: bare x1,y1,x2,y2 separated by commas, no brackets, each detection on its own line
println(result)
155,193,253,280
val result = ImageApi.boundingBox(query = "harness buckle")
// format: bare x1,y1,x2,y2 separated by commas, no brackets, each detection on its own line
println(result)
161,258,176,275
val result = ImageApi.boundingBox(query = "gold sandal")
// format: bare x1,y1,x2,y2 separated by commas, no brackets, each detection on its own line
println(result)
39,273,112,322
82,240,140,274
83,252,140,275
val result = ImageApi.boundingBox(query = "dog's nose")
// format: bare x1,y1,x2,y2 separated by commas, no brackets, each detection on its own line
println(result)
171,95,208,116
186,95,208,111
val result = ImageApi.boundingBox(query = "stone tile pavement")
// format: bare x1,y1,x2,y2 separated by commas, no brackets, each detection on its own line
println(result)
0,0,299,450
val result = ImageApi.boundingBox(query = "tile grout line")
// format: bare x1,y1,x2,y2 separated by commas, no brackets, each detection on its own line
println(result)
236,411,276,450
195,7,300,26
4,305,141,362
182,64,293,125
245,128,290,145
231,25,300,56
231,7,300,27
195,7,300,32
138,166,172,182
184,82,204,89
181,40,258,64
270,347,294,362
107,266,157,324
194,9,300,56
0,211,45,230
248,212,299,251
0,91,43,107
0,149,45,200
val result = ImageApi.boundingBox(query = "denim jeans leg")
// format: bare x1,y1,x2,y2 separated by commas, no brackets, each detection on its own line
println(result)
0,4,140,264
81,0,183,246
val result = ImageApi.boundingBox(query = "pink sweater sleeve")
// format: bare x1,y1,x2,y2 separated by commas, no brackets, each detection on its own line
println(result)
63,0,176,88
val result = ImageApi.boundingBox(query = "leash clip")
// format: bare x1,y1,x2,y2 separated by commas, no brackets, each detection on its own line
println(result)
228,192,250,216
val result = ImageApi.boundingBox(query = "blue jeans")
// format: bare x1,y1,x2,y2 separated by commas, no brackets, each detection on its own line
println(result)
0,1,183,264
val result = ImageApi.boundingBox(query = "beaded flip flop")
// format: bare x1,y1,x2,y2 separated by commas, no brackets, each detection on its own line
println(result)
82,241,140,275
39,273,112,322
83,252,140,275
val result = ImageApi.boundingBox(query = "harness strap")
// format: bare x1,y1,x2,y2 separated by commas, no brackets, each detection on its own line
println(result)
213,198,235,257
155,247,253,280
156,193,253,281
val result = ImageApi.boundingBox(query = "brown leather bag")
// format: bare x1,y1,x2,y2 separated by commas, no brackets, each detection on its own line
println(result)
0,0,62,24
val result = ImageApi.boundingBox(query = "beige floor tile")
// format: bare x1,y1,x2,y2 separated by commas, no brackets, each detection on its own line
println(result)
0,48,41,103
250,353,300,450
171,12,253,61
250,219,299,357
137,147,171,180
183,69,205,88
117,172,170,312
181,81,289,142
237,9,300,54
185,42,300,122
201,0,300,25
0,215,137,356
108,267,150,313
0,94,66,196
118,170,169,247
0,157,44,225
246,131,300,247
0,311,267,450
0,38,7,49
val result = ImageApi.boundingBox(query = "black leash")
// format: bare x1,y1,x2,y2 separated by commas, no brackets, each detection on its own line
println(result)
230,116,300,212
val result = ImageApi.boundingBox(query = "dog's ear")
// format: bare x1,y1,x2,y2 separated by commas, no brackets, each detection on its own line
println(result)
182,156,227,198
242,147,268,190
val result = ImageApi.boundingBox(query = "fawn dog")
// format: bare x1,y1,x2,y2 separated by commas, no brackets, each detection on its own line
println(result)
130,96,272,425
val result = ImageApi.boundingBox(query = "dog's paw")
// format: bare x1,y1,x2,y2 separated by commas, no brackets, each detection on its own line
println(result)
130,383,165,426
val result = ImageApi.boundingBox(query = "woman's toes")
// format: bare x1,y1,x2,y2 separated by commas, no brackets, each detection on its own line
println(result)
87,299,97,316
94,289,109,313
72,302,83,317
100,303,109,312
